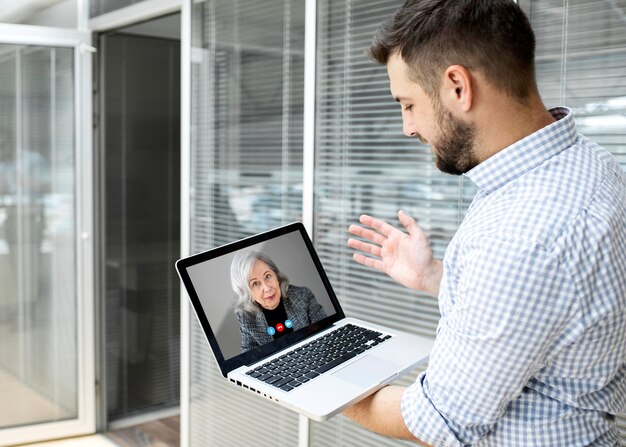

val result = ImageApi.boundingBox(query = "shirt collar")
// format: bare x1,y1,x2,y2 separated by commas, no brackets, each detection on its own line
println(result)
464,107,577,194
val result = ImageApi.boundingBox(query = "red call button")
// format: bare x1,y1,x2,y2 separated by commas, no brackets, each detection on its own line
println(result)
276,323,285,332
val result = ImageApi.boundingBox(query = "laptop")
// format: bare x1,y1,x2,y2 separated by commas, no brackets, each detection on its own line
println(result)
176,222,433,421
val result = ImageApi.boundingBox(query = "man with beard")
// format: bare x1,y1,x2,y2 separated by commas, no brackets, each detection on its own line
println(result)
344,0,626,445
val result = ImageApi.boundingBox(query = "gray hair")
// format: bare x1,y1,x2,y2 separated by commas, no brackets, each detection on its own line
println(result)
230,250,290,314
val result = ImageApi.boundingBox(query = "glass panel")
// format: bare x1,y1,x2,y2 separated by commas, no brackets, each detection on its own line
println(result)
0,0,77,28
521,0,626,171
189,0,305,444
101,27,181,420
311,1,459,444
0,43,77,428
313,0,472,354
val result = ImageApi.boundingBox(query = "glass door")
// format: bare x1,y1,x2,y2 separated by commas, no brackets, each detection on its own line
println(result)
0,25,95,447
99,20,181,423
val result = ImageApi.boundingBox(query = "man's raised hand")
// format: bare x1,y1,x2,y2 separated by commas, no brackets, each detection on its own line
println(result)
347,210,442,296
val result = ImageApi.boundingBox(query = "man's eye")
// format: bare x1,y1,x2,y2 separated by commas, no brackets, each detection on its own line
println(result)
403,104,413,111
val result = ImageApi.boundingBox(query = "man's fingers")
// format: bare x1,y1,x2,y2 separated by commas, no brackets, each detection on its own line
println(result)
349,224,386,246
397,210,421,238
348,224,366,238
347,238,382,257
352,252,383,271
359,214,396,237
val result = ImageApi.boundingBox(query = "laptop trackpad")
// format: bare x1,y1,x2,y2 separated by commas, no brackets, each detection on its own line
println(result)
332,355,400,388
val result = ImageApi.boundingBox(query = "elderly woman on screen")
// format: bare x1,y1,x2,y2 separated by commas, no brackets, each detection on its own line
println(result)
231,250,327,353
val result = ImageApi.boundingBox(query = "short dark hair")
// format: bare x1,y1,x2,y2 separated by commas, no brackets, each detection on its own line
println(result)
368,0,537,100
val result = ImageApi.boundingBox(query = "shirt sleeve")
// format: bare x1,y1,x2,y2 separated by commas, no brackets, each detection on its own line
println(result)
401,235,575,445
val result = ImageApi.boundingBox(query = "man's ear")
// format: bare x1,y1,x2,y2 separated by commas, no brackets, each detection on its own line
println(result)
441,65,473,113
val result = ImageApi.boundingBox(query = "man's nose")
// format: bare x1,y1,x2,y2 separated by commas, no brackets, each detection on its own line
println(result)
403,118,417,137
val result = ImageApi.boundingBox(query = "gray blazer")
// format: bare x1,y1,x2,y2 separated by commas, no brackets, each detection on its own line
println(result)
235,285,327,352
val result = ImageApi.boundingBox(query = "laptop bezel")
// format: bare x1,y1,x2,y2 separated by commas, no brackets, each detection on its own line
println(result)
176,222,345,377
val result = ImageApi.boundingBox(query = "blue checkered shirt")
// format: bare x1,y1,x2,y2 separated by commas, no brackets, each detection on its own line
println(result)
401,108,626,446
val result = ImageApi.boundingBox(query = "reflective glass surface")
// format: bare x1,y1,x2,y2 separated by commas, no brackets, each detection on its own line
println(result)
189,0,305,444
0,43,77,428
101,24,181,421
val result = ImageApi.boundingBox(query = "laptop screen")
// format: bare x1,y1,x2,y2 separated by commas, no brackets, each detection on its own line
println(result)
177,223,344,376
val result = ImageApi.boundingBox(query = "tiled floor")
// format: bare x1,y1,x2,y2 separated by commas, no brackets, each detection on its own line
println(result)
12,415,180,447
0,350,72,428
106,416,179,447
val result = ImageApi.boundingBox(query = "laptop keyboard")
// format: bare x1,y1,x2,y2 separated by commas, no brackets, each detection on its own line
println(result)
245,324,392,392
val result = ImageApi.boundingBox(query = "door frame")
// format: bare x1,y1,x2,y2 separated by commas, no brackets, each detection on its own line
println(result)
0,23,95,446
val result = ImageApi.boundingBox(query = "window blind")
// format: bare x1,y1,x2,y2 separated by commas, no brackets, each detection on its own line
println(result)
90,0,150,17
188,0,306,445
311,0,471,444
523,0,626,168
